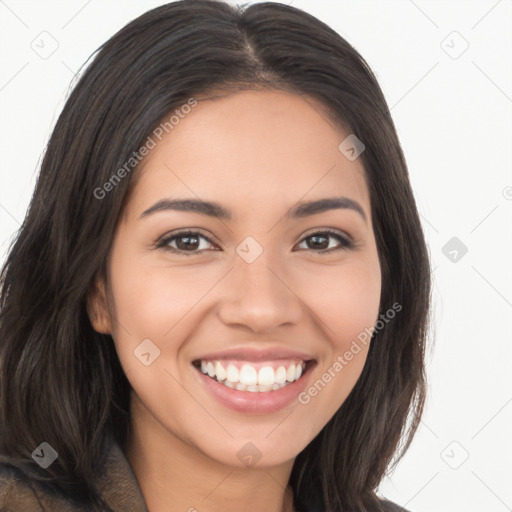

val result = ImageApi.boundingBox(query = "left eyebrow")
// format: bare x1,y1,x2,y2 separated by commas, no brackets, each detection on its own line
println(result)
138,196,367,224
286,197,367,224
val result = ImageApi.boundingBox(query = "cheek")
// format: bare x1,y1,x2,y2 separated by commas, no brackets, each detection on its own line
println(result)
336,266,380,342
300,257,381,346
294,256,380,421
106,258,206,416
107,249,221,369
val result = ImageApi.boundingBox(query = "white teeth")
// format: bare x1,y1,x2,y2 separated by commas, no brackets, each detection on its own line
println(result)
215,361,226,381
275,366,287,384
197,359,308,392
239,365,258,386
286,364,296,382
231,381,289,392
257,366,275,386
226,364,239,383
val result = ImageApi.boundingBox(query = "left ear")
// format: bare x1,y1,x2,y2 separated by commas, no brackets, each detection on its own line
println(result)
85,273,112,335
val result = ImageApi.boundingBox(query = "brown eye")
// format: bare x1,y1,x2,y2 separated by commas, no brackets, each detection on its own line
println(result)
156,228,354,256
296,230,354,253
157,231,216,255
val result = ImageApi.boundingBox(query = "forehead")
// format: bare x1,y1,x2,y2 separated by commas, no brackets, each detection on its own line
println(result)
124,90,371,224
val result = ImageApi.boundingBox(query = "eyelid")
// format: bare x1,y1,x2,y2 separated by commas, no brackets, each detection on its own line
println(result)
295,227,355,252
155,228,218,250
299,226,354,243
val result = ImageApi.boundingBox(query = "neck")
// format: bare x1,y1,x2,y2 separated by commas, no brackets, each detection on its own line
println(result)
125,393,295,512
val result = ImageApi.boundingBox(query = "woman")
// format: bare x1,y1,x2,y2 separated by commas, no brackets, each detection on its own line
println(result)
0,1,431,510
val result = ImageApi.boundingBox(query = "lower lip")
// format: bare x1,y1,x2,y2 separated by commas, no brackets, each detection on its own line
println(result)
193,362,315,414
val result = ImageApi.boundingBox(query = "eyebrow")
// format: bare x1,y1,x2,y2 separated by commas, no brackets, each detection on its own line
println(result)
139,196,367,223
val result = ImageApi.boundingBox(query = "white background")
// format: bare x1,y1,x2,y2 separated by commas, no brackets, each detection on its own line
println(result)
1,1,511,511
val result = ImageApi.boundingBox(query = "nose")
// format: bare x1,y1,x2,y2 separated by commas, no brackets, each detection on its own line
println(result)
217,250,303,334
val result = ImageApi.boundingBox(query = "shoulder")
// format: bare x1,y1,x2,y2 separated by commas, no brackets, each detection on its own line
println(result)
0,464,44,511
0,463,82,512
0,431,147,512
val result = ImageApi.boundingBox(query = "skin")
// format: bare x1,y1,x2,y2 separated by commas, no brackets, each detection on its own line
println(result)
88,89,382,512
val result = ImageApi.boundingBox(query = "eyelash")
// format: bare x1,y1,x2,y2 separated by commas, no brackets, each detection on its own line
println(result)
155,228,355,256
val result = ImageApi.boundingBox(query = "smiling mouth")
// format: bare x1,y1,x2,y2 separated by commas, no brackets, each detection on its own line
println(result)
192,359,314,392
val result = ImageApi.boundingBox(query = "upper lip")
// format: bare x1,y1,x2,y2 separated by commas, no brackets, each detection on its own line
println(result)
193,346,315,363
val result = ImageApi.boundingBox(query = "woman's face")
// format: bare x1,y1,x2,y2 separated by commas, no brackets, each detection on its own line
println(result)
90,90,381,468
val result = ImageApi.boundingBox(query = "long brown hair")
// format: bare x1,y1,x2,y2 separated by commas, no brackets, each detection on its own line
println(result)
0,1,431,510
